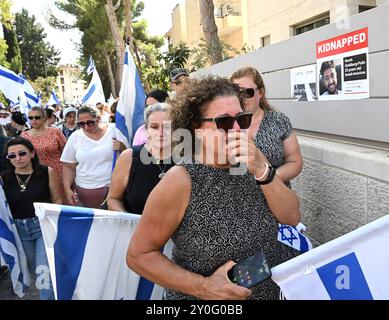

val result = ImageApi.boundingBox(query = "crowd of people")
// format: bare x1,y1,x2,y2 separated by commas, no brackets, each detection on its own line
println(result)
0,66,304,300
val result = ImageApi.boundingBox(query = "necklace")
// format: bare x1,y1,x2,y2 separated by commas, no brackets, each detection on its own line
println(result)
156,159,168,179
15,173,32,192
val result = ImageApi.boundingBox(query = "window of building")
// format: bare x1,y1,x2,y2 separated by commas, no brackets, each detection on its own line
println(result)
61,78,65,84
62,86,65,92
294,14,330,36
260,35,270,48
359,5,375,13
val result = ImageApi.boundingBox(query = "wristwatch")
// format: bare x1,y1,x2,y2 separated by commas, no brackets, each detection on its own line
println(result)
256,165,276,185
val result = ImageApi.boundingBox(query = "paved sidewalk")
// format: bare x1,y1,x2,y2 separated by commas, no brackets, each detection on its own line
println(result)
0,267,39,300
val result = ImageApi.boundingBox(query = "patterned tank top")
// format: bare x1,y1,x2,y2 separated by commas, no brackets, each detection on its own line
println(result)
166,163,286,300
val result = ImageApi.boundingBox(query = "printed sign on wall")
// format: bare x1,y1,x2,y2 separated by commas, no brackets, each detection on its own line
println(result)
290,65,317,101
316,27,369,100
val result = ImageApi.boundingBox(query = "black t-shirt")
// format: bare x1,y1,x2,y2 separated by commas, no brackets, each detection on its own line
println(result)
124,145,175,215
2,165,51,219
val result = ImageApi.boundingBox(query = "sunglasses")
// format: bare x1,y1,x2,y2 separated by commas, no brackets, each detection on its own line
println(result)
239,87,258,98
28,116,43,120
6,151,28,160
0,114,10,118
200,112,253,132
77,120,97,128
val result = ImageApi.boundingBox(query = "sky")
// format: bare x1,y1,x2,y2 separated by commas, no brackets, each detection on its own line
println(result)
10,0,183,64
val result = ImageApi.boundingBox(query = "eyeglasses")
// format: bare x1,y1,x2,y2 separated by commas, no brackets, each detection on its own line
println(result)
77,120,97,128
6,151,28,159
200,112,253,132
28,116,42,120
239,87,258,98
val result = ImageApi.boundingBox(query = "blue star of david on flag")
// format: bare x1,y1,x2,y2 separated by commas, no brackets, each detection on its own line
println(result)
277,223,313,253
279,225,298,245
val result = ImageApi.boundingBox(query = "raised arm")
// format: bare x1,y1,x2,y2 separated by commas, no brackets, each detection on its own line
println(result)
107,149,132,212
126,166,250,300
228,132,301,226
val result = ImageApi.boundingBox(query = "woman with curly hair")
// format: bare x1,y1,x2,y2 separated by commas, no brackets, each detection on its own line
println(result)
126,76,300,300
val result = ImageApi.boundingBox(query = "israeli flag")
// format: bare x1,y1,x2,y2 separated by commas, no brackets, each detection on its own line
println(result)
271,215,389,299
0,65,25,103
21,76,41,107
115,45,145,148
48,90,60,106
86,56,95,75
278,223,313,253
81,68,106,106
0,179,31,297
34,203,173,300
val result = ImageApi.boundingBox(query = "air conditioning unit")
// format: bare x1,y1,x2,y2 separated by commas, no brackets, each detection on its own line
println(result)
214,6,223,18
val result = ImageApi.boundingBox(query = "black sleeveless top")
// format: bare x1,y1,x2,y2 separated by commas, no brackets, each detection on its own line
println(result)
124,145,175,215
2,165,51,219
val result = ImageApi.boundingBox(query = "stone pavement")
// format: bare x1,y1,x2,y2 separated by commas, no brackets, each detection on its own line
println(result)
0,267,39,300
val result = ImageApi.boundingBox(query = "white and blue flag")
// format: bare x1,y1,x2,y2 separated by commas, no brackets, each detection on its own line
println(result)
48,89,60,106
272,215,389,299
86,56,95,75
81,67,105,106
20,75,41,108
0,179,31,297
115,45,145,148
278,223,313,253
0,65,25,103
34,203,173,300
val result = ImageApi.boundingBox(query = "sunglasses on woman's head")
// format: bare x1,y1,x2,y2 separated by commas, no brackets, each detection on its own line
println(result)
200,112,253,132
28,116,42,120
6,151,28,159
77,120,97,128
239,87,258,98
0,114,10,118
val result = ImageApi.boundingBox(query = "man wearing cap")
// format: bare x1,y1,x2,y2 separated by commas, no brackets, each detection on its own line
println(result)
170,68,189,95
57,106,79,139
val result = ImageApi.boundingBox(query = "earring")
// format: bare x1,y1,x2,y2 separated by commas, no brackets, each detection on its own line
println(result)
259,99,264,109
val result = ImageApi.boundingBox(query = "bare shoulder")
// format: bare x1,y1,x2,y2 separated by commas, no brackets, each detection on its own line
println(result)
158,165,191,191
118,148,133,163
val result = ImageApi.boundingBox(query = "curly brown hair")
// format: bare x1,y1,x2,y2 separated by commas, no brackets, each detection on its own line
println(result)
170,76,243,131
168,76,244,158
230,66,273,111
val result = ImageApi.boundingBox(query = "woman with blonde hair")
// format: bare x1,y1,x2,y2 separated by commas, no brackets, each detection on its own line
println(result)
230,66,303,184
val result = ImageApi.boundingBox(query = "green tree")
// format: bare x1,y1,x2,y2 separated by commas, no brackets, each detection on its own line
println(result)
30,76,57,103
0,0,17,70
2,24,22,73
14,9,60,81
49,0,164,96
190,38,239,70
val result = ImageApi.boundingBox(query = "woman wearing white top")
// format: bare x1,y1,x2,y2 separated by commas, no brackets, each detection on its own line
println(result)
61,106,123,208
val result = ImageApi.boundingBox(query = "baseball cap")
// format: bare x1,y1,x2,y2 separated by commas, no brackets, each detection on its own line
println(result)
170,68,189,82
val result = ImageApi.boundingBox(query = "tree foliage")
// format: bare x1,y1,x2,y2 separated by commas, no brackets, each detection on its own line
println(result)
30,76,58,103
2,24,22,73
48,0,164,97
14,9,60,80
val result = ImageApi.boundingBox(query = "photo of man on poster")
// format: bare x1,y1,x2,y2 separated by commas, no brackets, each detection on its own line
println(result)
319,60,342,95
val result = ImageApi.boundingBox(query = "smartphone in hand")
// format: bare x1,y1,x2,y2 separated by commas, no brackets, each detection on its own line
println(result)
227,252,272,288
